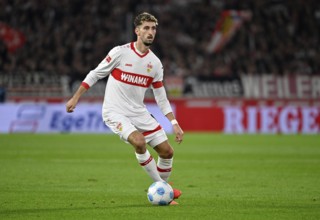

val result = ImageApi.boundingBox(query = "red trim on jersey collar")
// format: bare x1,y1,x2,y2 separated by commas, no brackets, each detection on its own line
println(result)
130,42,149,58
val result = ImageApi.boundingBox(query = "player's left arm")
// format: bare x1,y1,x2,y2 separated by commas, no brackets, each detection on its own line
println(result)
152,83,184,144
165,111,184,144
152,62,184,143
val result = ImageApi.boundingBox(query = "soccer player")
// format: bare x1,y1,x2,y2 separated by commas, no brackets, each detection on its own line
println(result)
66,12,183,205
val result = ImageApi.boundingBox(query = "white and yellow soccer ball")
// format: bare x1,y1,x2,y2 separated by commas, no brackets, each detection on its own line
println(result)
147,181,174,205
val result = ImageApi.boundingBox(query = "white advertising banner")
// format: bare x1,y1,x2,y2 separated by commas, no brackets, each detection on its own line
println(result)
0,103,174,134
241,74,320,99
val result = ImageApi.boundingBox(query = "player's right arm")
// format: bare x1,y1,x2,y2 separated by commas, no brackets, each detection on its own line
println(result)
66,46,121,113
66,85,88,113
82,46,121,88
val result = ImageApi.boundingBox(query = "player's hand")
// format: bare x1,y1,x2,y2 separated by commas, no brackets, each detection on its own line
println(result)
66,97,78,113
173,124,184,144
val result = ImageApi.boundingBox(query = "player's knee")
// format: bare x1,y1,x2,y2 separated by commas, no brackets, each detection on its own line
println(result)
131,134,146,153
135,138,146,149
135,145,146,154
161,147,174,159
167,147,174,158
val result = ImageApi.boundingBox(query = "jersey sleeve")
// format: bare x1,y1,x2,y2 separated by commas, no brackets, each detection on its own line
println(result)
153,86,173,116
151,63,173,115
152,62,164,87
82,46,121,88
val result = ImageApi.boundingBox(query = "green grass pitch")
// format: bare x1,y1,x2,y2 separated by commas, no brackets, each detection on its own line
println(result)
0,133,320,219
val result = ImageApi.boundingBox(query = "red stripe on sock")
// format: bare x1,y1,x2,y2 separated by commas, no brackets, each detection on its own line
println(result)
140,156,153,166
157,166,172,172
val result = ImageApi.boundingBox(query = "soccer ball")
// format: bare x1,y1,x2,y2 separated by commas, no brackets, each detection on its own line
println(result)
147,181,174,205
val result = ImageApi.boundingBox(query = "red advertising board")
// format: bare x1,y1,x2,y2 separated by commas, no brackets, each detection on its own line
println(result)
171,99,320,134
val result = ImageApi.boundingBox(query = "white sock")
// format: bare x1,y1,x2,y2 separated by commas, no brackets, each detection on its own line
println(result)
135,150,163,182
157,157,173,182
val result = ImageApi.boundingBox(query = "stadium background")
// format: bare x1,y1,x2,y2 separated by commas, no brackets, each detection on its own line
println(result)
1,1,320,219
0,0,319,133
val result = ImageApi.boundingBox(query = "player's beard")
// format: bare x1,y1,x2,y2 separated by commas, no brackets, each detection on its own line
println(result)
143,40,153,47
143,37,154,47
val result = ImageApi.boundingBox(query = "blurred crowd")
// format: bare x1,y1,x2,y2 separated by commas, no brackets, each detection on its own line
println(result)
1,0,320,81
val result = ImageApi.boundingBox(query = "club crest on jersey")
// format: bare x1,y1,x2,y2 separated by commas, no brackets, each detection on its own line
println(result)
147,62,153,73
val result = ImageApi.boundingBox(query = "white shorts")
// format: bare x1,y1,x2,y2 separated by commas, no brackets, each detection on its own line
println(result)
103,111,168,148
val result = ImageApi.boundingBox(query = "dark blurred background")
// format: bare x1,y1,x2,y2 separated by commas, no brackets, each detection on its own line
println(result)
0,0,319,134
0,0,320,101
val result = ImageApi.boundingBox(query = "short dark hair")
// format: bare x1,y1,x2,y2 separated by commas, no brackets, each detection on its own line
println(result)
134,12,158,27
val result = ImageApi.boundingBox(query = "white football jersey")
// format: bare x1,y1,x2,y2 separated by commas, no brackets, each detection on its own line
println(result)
82,42,172,117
